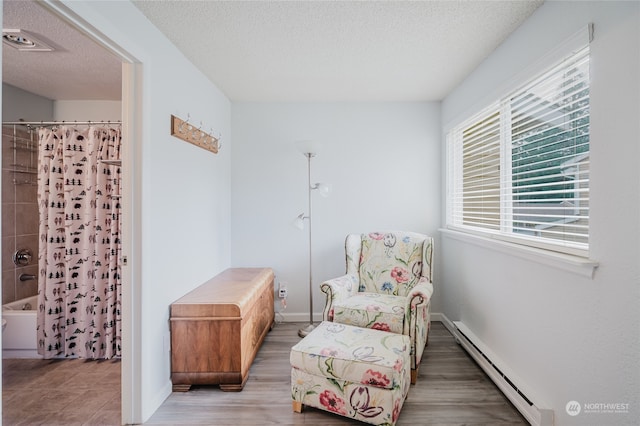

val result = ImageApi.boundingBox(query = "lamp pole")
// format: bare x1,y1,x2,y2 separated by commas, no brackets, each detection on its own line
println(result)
298,152,316,338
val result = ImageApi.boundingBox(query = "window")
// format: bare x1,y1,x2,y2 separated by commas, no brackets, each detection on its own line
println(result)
447,46,590,256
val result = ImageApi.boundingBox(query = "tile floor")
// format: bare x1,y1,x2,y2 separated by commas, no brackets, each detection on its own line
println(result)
2,358,120,425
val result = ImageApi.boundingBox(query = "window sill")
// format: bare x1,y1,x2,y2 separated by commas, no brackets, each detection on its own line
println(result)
439,228,599,279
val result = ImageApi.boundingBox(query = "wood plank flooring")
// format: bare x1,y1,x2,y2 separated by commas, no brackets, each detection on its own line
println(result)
2,321,527,425
146,321,527,425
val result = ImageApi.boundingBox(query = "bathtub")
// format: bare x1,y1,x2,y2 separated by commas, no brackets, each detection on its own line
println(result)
2,295,40,358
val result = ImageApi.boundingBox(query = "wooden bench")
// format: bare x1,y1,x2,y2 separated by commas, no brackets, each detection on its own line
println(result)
170,267,275,391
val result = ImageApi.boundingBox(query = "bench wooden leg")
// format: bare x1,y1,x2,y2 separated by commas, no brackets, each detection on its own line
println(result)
411,367,418,385
172,384,191,392
292,401,303,413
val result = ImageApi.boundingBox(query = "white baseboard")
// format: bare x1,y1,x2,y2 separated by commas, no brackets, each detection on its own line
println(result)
277,312,446,323
437,313,554,426
274,311,324,323
143,380,173,424
430,312,446,323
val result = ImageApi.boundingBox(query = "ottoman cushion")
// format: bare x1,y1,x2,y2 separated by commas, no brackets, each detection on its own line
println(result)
290,322,409,390
290,321,410,426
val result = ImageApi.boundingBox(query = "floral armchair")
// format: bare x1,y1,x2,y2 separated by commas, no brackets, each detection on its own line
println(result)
320,231,434,384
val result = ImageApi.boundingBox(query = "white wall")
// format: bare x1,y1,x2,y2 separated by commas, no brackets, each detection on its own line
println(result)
53,100,121,122
440,2,639,425
231,102,441,320
57,1,232,422
2,83,54,122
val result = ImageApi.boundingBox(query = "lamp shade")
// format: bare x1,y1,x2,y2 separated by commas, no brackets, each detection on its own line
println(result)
295,140,322,156
316,183,332,197
293,213,306,230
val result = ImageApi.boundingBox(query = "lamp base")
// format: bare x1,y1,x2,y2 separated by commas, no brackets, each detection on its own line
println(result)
297,323,316,338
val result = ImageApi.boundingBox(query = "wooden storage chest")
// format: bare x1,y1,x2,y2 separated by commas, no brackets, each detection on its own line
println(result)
170,267,275,392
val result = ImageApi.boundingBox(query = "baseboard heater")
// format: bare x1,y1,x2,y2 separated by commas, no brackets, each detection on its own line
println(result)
444,318,554,426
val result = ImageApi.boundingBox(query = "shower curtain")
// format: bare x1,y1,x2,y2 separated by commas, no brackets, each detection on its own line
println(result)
36,125,122,359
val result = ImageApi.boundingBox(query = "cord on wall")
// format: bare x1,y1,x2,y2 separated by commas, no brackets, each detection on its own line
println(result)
274,280,287,324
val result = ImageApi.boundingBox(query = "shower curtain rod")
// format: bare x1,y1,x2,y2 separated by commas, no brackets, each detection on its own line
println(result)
3,120,121,127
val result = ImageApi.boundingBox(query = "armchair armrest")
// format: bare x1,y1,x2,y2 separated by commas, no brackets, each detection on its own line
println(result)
320,274,358,321
406,278,434,309
403,277,434,369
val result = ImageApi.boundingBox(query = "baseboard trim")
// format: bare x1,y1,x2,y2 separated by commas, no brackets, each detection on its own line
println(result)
144,380,173,423
437,313,554,426
274,312,324,323
279,312,449,324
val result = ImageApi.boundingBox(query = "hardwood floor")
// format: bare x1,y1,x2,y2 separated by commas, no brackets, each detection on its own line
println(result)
2,321,527,425
146,321,527,425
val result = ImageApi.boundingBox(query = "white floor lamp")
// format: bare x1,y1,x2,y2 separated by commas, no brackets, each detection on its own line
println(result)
294,140,330,338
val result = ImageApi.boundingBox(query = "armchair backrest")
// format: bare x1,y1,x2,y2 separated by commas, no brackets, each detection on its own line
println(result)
345,231,433,297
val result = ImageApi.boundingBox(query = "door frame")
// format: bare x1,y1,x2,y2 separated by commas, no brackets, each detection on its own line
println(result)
38,1,143,423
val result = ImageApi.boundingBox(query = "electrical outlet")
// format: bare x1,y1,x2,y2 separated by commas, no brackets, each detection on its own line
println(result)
278,281,288,298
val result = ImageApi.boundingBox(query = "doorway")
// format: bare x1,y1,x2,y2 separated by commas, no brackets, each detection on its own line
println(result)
1,1,141,423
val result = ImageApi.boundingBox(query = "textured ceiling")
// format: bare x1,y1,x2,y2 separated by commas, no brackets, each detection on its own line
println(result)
2,0,543,102
132,0,543,102
2,0,122,101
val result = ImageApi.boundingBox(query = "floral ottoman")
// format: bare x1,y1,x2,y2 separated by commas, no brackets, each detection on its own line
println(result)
290,321,410,425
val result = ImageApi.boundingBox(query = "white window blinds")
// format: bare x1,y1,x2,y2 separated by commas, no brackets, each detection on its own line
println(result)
447,46,590,255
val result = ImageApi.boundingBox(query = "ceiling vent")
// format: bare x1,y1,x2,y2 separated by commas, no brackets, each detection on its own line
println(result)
2,29,54,52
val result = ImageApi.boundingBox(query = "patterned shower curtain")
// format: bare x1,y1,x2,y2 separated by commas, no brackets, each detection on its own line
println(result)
36,125,122,359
